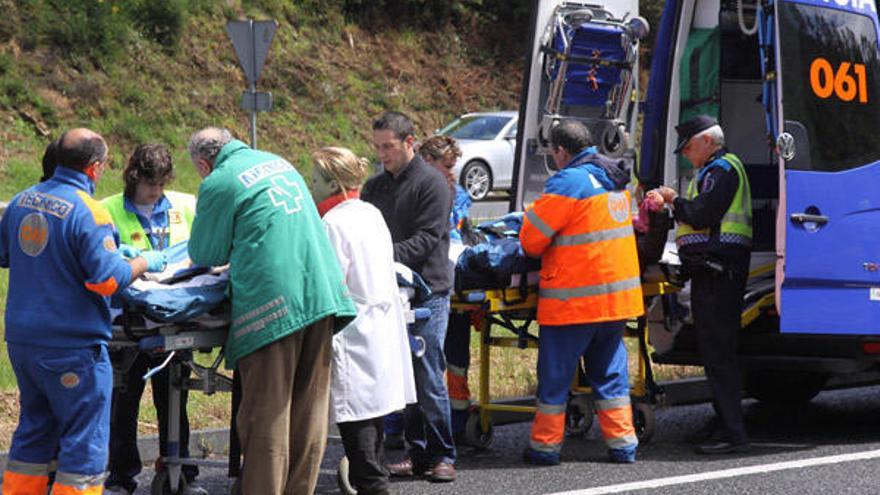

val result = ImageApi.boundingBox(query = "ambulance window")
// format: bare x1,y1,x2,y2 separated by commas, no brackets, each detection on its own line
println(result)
779,3,880,172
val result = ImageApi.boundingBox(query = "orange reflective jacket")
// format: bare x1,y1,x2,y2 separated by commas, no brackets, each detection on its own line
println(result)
521,156,643,325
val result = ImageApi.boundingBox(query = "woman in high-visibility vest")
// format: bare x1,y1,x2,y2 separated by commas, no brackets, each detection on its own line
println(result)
100,144,205,495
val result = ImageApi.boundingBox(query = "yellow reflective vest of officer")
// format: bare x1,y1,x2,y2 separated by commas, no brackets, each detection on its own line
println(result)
675,152,752,250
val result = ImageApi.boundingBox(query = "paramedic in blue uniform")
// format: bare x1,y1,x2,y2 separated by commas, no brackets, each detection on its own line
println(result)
657,115,753,455
0,128,167,495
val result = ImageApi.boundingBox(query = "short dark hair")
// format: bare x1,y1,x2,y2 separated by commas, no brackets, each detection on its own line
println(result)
550,119,592,155
40,138,61,182
123,144,175,198
373,111,415,141
57,132,107,172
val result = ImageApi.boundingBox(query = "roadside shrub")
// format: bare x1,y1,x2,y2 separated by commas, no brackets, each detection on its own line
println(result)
129,0,187,50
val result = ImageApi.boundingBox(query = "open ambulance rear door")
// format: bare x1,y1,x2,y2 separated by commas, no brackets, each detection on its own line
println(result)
774,0,880,335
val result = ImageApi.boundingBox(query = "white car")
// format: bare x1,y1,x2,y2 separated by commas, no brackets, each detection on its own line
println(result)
438,111,518,201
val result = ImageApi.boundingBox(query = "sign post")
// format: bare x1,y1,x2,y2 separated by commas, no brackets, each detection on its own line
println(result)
226,19,277,149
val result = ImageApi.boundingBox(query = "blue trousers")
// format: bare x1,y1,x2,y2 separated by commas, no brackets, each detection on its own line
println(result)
404,292,456,465
7,343,112,477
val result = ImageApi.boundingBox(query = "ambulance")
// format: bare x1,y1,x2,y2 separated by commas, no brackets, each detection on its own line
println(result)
512,0,880,403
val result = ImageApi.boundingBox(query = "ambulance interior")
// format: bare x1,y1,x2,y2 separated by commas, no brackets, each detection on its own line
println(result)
650,0,780,359
668,0,777,255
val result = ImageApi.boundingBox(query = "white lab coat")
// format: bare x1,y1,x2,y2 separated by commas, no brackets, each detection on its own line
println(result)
323,199,417,423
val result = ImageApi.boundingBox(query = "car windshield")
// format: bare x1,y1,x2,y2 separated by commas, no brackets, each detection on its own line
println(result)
440,115,510,140
779,2,880,172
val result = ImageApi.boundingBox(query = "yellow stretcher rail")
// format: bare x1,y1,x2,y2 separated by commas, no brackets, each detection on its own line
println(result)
451,268,777,448
450,280,678,447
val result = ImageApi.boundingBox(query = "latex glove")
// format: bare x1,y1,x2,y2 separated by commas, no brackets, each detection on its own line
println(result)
140,250,168,273
118,243,141,260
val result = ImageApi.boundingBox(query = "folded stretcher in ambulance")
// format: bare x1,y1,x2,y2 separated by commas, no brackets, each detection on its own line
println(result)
537,2,649,159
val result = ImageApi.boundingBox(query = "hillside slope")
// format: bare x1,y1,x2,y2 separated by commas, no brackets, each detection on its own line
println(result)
0,1,525,199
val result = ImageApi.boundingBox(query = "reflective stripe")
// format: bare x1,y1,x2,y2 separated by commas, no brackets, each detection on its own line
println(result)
525,209,556,239
85,277,118,297
675,233,710,248
447,364,467,377
539,276,641,301
529,439,562,453
54,471,106,490
606,434,639,449
52,483,104,495
723,212,751,225
536,402,566,414
595,396,631,411
5,460,50,476
233,296,285,326
551,225,634,247
450,398,470,410
719,233,751,246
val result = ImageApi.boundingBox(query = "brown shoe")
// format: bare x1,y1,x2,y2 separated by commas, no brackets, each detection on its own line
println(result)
428,461,456,483
385,457,414,477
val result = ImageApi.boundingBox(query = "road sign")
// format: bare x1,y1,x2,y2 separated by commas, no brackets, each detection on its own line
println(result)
226,19,277,149
226,20,277,85
241,91,273,112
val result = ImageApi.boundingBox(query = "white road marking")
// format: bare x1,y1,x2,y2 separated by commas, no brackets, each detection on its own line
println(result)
548,448,880,495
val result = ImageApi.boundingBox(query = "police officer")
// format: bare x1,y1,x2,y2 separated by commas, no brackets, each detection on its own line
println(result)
657,115,752,455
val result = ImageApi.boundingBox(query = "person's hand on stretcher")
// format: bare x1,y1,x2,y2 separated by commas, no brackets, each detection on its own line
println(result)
117,243,168,274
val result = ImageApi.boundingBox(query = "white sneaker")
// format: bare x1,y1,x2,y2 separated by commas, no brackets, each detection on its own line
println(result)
103,486,132,495
182,481,210,495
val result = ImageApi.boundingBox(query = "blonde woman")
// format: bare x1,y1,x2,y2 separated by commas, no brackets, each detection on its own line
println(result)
311,146,416,495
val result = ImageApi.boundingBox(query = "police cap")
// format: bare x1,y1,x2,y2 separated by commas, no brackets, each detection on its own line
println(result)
674,115,717,154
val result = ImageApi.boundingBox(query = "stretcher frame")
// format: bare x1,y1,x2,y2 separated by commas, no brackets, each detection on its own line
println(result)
449,280,678,448
449,260,779,449
111,315,233,495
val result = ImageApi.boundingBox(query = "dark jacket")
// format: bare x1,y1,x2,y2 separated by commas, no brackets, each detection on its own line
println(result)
673,149,749,272
362,155,452,293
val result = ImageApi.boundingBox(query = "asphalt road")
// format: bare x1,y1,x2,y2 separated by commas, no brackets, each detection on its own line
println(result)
131,384,880,494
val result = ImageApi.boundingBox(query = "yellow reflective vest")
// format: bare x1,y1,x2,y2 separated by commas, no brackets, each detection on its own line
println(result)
102,191,195,250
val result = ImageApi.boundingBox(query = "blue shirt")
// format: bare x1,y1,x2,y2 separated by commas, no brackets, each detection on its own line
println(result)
123,195,173,250
0,167,133,348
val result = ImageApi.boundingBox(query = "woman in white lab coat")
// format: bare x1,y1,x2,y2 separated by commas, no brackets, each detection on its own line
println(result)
311,146,416,495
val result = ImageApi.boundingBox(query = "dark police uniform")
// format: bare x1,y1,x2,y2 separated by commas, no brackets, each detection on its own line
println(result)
673,146,752,449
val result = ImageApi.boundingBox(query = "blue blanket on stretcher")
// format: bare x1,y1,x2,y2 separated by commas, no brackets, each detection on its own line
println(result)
116,241,228,323
455,213,541,292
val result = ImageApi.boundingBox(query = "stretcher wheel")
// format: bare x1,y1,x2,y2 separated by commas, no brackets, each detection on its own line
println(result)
336,456,357,495
464,411,494,450
150,469,186,495
565,395,594,437
632,401,655,444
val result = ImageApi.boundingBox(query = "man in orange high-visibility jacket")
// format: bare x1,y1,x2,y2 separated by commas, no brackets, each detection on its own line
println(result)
521,119,644,466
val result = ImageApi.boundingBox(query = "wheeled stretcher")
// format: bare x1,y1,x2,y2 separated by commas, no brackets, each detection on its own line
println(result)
110,243,232,495
110,313,232,495
449,278,678,449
